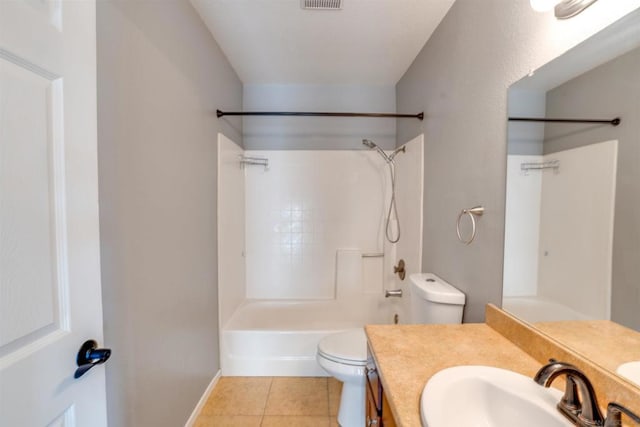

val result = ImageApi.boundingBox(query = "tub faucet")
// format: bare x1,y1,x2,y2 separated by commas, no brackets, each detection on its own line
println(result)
534,360,604,427
385,289,403,298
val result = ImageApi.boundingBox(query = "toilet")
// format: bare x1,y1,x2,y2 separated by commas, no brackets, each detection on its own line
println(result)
316,328,369,427
409,273,466,324
316,273,466,427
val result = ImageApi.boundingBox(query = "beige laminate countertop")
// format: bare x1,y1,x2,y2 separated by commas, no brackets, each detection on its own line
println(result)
364,323,545,427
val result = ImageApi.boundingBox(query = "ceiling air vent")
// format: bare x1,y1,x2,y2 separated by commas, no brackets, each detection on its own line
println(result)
301,0,342,10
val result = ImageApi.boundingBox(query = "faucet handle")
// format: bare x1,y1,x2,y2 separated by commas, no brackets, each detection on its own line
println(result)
393,259,406,280
604,402,640,427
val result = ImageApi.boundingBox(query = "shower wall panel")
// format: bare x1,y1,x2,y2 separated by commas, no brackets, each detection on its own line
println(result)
244,151,389,300
503,154,543,298
218,134,246,328
537,140,617,320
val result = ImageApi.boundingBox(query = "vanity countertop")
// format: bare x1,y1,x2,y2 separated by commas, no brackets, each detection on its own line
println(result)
364,323,545,427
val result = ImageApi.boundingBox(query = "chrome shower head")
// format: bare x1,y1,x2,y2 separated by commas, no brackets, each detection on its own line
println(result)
363,138,393,163
363,139,405,164
362,139,377,149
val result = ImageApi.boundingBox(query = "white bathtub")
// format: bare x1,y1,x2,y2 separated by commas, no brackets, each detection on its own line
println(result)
502,296,594,323
220,298,397,376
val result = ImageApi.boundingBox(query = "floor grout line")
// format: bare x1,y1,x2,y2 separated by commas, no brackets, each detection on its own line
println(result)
326,377,331,417
260,376,274,425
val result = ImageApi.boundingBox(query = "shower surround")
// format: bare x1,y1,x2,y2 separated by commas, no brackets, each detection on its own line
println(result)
503,141,617,322
217,133,423,376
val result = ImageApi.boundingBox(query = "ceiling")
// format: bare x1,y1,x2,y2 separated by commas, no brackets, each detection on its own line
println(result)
191,0,456,85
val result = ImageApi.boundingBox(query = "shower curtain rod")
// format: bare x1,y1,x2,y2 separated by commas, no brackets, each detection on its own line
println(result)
217,109,424,120
509,117,621,126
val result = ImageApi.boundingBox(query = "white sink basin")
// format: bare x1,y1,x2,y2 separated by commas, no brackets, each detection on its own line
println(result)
420,365,574,427
617,361,640,387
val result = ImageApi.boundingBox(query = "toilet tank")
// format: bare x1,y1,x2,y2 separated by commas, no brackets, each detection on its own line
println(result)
410,273,466,324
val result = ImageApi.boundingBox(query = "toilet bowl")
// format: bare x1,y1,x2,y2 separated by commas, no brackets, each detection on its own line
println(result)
317,273,466,427
316,328,369,427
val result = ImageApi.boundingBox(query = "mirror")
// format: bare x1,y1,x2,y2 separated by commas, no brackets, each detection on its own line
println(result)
502,8,640,386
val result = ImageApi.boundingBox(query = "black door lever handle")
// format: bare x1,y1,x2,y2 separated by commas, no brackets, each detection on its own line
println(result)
75,340,111,379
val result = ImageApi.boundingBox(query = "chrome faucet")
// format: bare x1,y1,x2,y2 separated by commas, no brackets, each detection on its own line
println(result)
534,360,604,427
384,289,402,298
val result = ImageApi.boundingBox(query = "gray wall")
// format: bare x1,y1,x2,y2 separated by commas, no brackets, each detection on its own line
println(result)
243,84,396,150
544,46,640,330
507,89,546,155
396,0,640,322
97,1,242,426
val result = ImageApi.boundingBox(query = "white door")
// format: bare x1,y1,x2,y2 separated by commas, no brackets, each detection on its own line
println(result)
0,0,107,426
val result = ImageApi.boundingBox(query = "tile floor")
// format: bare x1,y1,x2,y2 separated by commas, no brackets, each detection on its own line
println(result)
195,377,342,427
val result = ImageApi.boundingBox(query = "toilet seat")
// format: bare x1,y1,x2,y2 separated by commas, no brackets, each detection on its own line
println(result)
317,329,369,366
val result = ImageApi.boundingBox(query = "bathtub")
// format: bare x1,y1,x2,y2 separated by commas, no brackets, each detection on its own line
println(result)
220,298,397,376
502,296,594,323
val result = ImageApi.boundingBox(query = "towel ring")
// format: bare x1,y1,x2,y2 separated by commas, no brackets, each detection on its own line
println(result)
456,206,485,245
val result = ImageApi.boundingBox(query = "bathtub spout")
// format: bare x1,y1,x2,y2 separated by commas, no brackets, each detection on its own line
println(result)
385,289,403,298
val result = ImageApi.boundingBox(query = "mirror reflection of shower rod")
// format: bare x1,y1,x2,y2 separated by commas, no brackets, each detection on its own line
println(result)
509,117,620,126
521,160,560,172
240,155,269,171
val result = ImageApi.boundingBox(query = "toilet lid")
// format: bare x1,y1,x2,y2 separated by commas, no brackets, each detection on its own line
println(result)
318,328,368,364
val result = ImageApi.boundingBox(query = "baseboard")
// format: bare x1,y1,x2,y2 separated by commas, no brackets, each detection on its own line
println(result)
184,370,221,427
